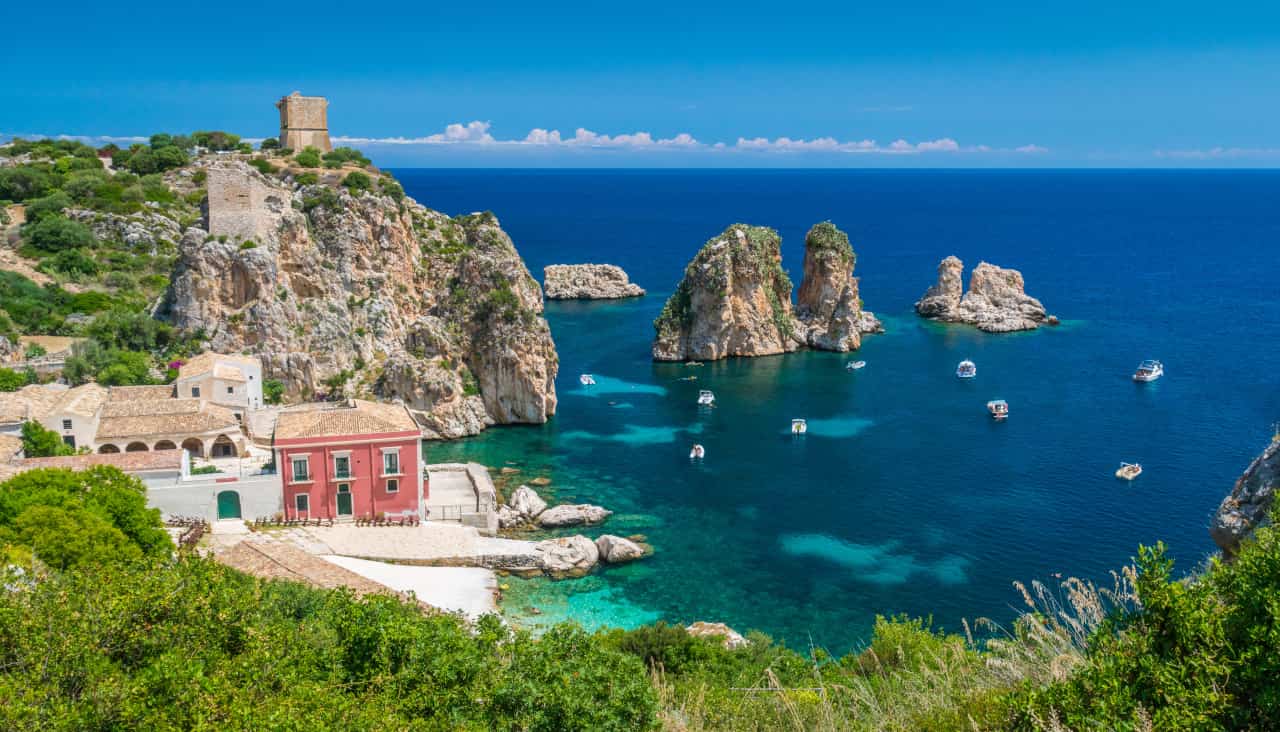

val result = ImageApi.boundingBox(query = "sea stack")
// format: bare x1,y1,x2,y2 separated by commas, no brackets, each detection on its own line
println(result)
1210,439,1280,558
795,222,883,351
543,264,644,300
914,256,1049,332
652,224,801,361
652,222,880,361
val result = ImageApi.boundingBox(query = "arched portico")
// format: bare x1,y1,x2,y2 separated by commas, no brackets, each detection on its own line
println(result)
98,443,120,454
125,442,149,452
211,434,238,458
181,438,204,458
154,440,177,450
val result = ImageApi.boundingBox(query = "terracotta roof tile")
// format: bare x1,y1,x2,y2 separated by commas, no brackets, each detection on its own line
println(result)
178,352,259,381
0,385,66,424
18,450,184,472
275,400,418,440
108,384,177,402
49,383,109,418
97,398,240,439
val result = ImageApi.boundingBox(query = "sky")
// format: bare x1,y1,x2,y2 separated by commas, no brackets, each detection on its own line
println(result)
2,0,1279,167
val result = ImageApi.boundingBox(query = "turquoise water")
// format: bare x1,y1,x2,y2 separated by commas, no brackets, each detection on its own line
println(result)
407,170,1280,653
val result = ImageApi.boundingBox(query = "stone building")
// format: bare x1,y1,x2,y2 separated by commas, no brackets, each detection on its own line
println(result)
206,163,287,243
276,91,331,152
175,352,265,417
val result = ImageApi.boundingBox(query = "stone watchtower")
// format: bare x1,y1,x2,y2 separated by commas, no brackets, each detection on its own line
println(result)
276,92,332,152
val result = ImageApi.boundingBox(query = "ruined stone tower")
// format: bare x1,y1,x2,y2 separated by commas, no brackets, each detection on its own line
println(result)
276,92,332,152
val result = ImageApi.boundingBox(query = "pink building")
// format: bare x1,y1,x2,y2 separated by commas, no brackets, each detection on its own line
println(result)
274,400,424,521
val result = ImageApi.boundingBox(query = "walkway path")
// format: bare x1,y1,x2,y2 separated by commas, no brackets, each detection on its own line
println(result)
321,556,498,619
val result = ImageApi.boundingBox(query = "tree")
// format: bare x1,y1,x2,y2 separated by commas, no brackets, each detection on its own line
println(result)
260,137,280,150
86,309,175,351
23,215,96,253
0,368,27,391
263,378,285,404
94,351,155,386
19,420,75,458
0,166,55,202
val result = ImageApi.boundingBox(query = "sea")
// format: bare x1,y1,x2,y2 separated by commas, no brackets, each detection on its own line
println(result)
394,169,1280,654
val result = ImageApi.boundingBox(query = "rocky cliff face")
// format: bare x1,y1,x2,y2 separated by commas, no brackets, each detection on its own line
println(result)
652,222,879,361
795,222,882,351
162,161,557,438
914,257,1049,332
543,264,644,299
1211,439,1280,557
652,225,801,361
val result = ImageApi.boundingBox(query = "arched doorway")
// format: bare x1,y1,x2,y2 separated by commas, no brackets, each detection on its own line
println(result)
181,438,203,458
98,443,120,454
155,440,177,450
211,434,237,458
125,442,149,452
216,490,242,520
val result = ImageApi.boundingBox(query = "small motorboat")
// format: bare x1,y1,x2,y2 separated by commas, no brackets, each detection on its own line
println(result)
1115,462,1143,481
791,418,808,435
697,390,715,406
1133,360,1163,382
579,374,596,386
686,361,704,367
846,360,867,371
689,444,705,460
956,360,977,379
987,399,1009,420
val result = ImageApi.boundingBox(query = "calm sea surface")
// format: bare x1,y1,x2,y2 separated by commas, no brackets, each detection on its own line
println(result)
395,169,1280,653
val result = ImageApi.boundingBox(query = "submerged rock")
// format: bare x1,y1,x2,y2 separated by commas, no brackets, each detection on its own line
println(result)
1211,439,1280,557
544,264,645,299
914,257,1049,332
595,534,646,563
537,503,613,528
162,161,558,435
534,535,600,578
795,222,882,351
686,621,748,649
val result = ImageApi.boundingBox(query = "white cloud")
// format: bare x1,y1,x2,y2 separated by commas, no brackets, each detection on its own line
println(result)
334,120,495,146
1015,144,1049,154
1155,146,1280,159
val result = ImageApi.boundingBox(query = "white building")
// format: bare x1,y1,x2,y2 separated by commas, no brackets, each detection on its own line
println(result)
38,383,109,452
175,352,264,416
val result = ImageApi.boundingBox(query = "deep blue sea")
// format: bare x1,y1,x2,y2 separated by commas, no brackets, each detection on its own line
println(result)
395,169,1280,653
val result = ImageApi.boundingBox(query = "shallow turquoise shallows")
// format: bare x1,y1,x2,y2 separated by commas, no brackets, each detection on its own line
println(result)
402,169,1280,653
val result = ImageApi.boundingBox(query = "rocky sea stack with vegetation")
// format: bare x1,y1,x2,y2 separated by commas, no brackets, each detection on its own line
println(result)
0,134,557,438
652,222,880,361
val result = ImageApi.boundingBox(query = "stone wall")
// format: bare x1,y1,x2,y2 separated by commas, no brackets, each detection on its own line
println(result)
276,93,332,152
206,165,288,244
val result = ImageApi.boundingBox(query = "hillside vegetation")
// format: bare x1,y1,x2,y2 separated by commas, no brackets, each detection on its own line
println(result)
1,466,1277,730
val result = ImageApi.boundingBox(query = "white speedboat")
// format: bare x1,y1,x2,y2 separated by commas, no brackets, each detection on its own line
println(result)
579,374,596,386
697,390,715,406
689,444,705,460
987,399,1009,420
846,360,866,371
956,360,977,379
791,418,807,435
1133,360,1163,382
1115,462,1142,480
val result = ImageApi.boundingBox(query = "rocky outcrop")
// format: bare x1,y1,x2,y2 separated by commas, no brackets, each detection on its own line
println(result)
595,534,646,563
653,223,880,361
543,264,644,300
1211,440,1280,557
914,257,1049,332
533,535,600,578
536,503,613,528
510,485,548,518
686,621,748,649
795,222,882,351
161,161,558,435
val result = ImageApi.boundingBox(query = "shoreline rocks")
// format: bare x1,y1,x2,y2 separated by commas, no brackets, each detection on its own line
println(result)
686,621,748,649
914,256,1050,332
543,264,645,300
595,534,646,563
537,503,613,528
533,535,600,578
1210,439,1280,557
652,222,880,361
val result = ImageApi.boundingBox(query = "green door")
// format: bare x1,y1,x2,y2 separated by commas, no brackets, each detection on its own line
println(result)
336,484,353,517
216,490,242,520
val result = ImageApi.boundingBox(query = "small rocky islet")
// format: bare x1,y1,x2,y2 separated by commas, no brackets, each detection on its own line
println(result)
914,255,1055,332
543,263,644,300
651,221,882,361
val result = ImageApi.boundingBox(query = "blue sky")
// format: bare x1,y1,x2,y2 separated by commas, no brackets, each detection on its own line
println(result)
2,0,1278,167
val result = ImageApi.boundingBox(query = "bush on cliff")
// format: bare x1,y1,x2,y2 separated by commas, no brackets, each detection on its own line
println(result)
21,215,96,253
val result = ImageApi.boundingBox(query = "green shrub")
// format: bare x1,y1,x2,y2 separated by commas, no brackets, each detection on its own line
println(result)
294,146,322,168
322,146,371,167
378,176,404,200
263,378,284,404
19,420,75,458
239,240,257,250
260,137,279,150
191,130,240,151
23,215,96,253
302,187,341,213
0,165,55,201
22,343,45,359
248,158,277,175
0,367,28,391
192,169,207,185
40,248,99,278
22,191,71,224
342,171,372,192
294,172,319,186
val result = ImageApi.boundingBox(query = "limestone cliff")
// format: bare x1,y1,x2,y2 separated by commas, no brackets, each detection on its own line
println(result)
1211,439,1280,557
652,225,801,361
914,257,1049,332
543,264,644,299
795,222,882,351
652,222,880,361
161,161,557,438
